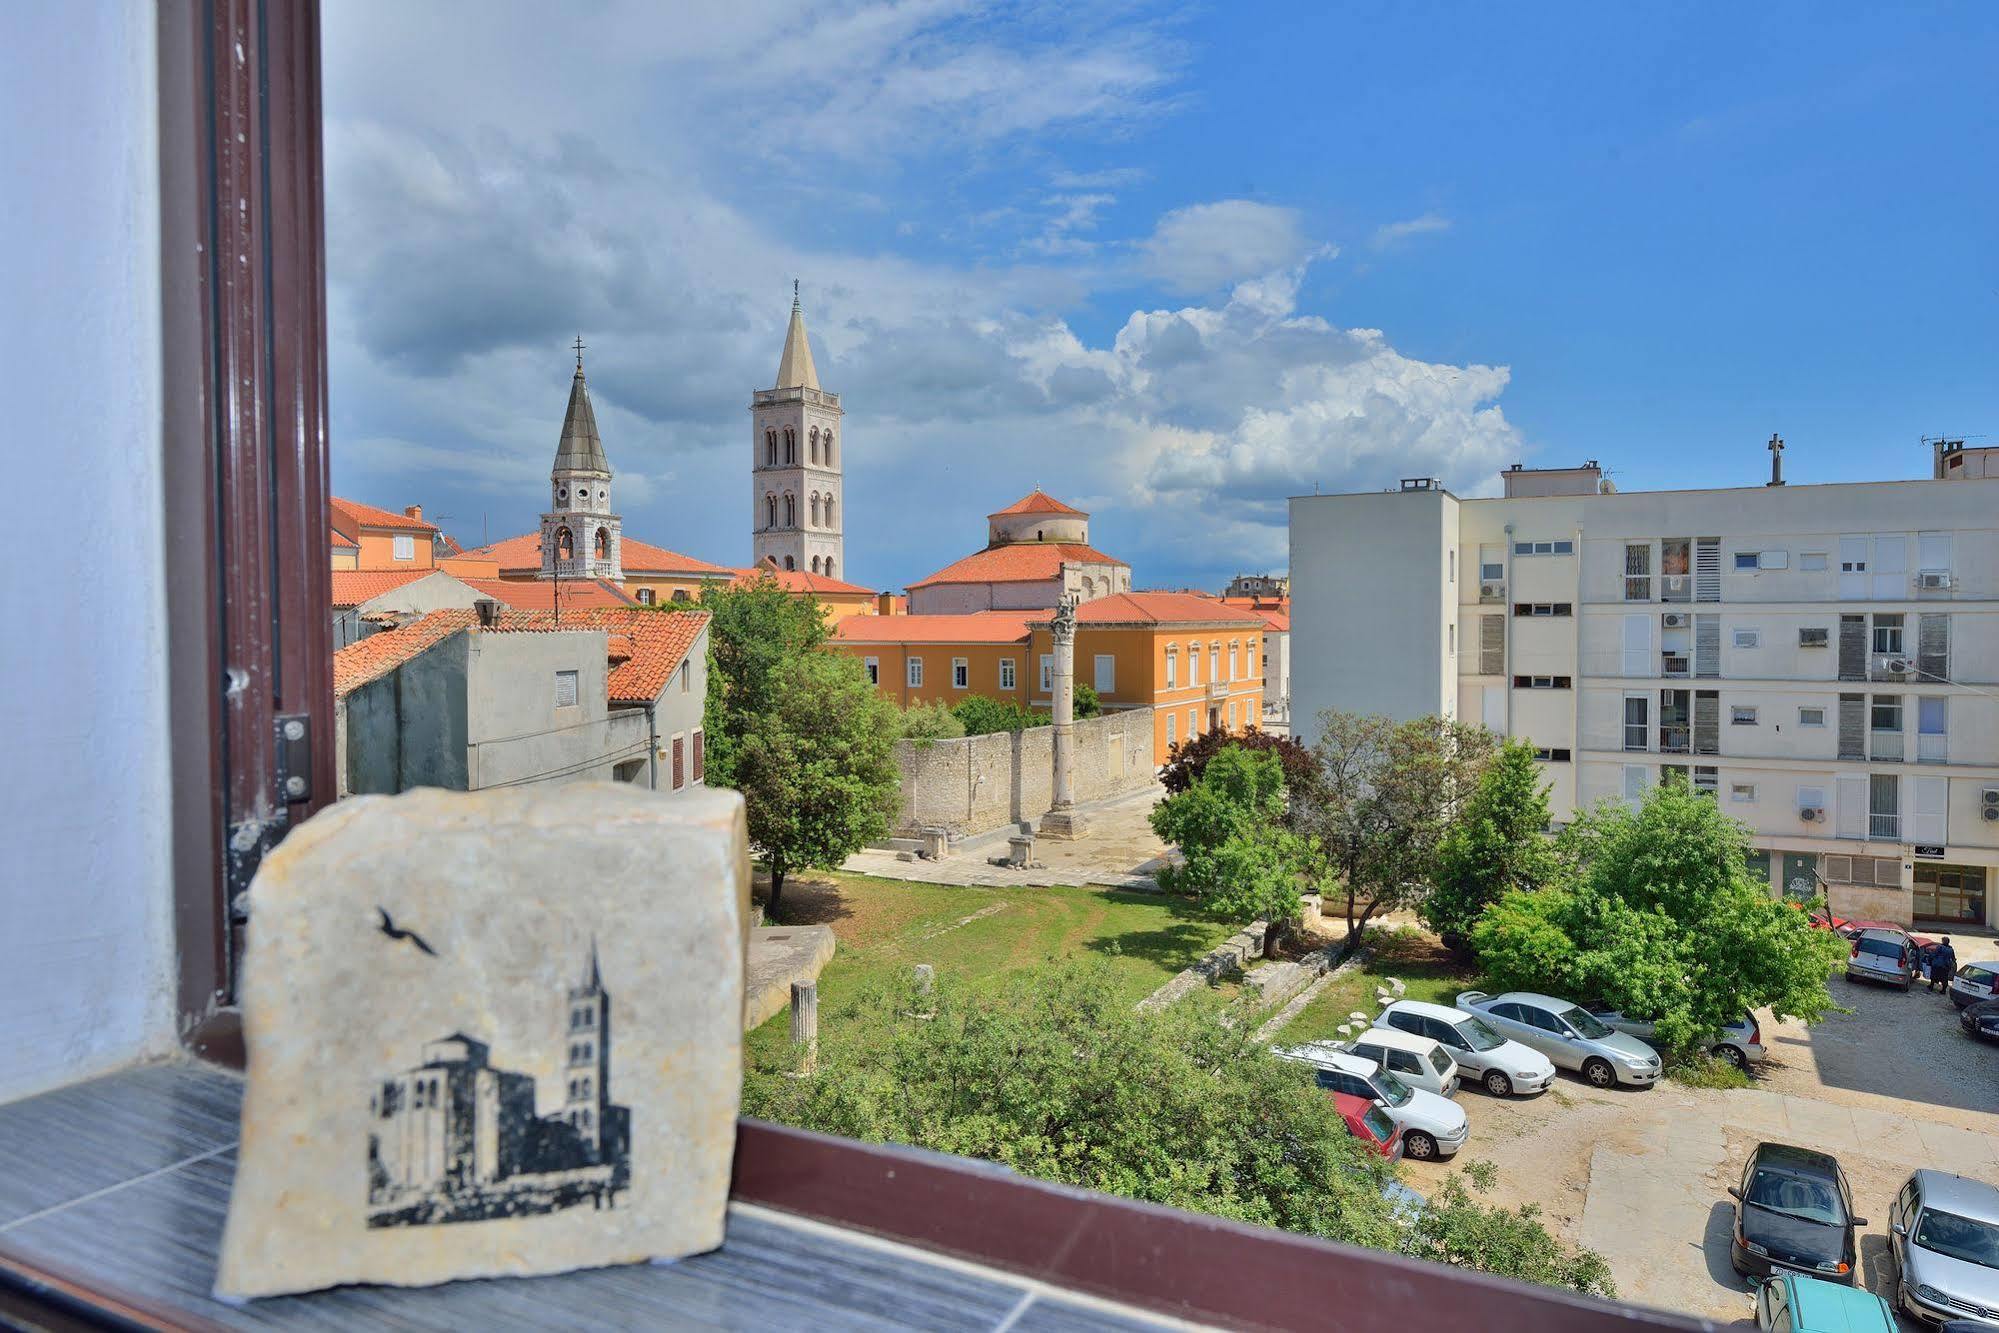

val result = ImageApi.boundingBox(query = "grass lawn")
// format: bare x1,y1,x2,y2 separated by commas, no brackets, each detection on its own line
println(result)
1276,927,1480,1047
747,871,1239,1061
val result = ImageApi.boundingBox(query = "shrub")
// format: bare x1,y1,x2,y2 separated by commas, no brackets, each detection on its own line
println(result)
897,700,966,744
952,694,1048,736
1159,724,1318,802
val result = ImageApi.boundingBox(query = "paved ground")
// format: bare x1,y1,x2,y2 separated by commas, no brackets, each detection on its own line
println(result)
841,787,1173,889
1401,978,1999,1327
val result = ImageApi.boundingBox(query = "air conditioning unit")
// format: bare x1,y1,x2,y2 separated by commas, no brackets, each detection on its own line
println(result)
1480,580,1505,600
1983,787,1999,822
1918,570,1953,590
1661,613,1690,629
1799,806,1823,823
1873,653,1912,678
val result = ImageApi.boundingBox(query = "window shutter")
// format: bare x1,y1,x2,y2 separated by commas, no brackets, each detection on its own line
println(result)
1909,776,1946,846
1824,854,1854,884
1917,531,1952,573
1621,614,1651,677
672,736,685,790
1481,684,1504,732
1694,538,1721,602
1917,613,1949,683
1623,765,1646,802
1871,534,1907,600
1838,535,1870,600
692,730,704,782
1693,691,1720,755
1834,774,1868,840
1837,694,1865,760
1479,614,1504,675
1838,616,1867,682
1694,614,1720,678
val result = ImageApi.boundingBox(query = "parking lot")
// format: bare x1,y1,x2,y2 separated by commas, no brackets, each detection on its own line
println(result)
1401,970,1999,1326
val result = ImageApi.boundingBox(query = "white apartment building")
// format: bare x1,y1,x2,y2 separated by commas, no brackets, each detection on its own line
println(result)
1290,444,1999,930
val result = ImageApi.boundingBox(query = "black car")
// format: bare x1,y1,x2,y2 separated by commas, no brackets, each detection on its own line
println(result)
1962,998,1999,1043
1728,1142,1865,1285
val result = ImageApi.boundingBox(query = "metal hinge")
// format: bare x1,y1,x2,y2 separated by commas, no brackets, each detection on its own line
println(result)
275,713,311,804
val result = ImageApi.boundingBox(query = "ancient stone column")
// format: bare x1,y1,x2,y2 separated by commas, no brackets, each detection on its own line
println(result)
1040,595,1089,840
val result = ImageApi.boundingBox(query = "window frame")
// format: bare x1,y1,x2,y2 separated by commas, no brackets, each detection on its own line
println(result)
999,658,1016,691
952,657,969,690
907,657,924,688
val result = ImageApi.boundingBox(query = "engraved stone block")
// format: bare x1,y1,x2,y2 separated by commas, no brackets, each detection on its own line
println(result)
214,784,750,1299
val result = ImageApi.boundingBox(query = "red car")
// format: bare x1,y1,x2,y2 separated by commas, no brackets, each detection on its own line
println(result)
1333,1091,1405,1160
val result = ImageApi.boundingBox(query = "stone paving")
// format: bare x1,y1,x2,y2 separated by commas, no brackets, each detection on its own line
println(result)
841,786,1174,890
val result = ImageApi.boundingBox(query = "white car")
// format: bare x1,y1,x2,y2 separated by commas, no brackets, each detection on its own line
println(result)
1373,999,1557,1098
1274,1044,1470,1161
1345,1027,1461,1098
1947,960,1998,1009
1459,991,1662,1089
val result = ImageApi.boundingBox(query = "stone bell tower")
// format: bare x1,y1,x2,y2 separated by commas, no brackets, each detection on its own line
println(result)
750,286,844,580
541,337,622,581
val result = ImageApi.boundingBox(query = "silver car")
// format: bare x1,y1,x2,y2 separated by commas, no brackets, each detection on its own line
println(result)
1948,962,1999,1010
1587,1006,1767,1070
1457,990,1663,1088
1847,928,1916,990
1888,1169,1999,1328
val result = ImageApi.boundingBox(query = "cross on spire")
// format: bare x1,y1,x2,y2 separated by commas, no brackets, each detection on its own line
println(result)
573,333,586,372
792,278,800,310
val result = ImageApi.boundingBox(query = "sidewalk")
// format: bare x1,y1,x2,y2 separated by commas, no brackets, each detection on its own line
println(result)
842,787,1172,890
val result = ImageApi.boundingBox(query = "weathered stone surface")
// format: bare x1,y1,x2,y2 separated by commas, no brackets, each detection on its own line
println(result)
214,784,749,1299
742,925,836,1031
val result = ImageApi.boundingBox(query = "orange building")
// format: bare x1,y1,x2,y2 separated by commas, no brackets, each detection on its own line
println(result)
829,591,1265,764
330,497,439,571
731,558,879,623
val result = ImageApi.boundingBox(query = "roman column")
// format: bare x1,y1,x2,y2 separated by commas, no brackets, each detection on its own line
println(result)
1040,596,1089,840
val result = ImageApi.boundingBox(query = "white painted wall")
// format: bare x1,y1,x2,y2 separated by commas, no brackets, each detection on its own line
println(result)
0,5,176,1101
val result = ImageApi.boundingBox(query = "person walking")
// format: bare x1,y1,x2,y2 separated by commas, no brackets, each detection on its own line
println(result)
1928,936,1957,993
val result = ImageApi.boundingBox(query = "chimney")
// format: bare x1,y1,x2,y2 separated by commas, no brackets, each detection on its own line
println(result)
1766,433,1785,487
876,591,899,616
404,504,423,521
474,598,499,627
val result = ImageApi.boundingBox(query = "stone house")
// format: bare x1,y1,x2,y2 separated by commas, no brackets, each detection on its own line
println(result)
904,491,1130,614
333,605,710,797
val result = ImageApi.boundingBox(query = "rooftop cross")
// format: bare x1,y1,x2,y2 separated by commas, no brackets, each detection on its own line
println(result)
573,333,586,372
792,278,800,310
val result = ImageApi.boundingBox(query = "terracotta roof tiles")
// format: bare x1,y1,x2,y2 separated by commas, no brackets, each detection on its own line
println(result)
908,542,1126,589
333,610,476,697
462,531,732,577
330,496,438,539
458,577,635,612
990,490,1085,517
830,612,1034,646
330,568,436,608
732,557,874,597
1065,592,1268,627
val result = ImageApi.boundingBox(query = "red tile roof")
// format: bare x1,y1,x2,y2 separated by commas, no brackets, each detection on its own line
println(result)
990,489,1085,517
908,542,1127,589
330,527,359,551
330,568,437,608
458,577,635,611
333,610,476,696
1065,592,1269,627
732,557,874,597
330,496,439,539
1220,596,1290,631
462,531,732,577
333,606,707,705
831,612,1034,646
485,607,709,704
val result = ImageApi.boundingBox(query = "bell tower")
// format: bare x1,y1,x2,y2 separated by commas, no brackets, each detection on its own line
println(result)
541,337,622,581
750,286,844,580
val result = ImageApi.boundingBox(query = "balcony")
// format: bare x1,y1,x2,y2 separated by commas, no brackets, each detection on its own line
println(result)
1870,813,1900,841
1871,730,1904,762
1918,732,1948,764
1660,653,1689,679
1659,726,1691,755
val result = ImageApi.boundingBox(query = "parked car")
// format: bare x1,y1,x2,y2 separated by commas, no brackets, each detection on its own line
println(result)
1887,1169,1999,1328
1331,1091,1403,1160
1728,1142,1864,1285
1275,1045,1470,1161
1588,1005,1766,1070
1846,928,1917,990
1947,962,1999,1010
1457,990,1662,1089
1374,998,1557,1098
1846,920,1943,970
1345,1026,1461,1098
1961,998,1999,1044
1753,1272,1896,1332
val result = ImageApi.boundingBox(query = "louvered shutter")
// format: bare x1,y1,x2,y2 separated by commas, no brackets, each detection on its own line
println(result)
1838,694,1865,760
1871,534,1907,600
1838,616,1867,682
1480,614,1504,676
1693,691,1720,755
1694,614,1720,679
1622,614,1651,677
1917,613,1949,684
1695,538,1721,602
1908,776,1947,846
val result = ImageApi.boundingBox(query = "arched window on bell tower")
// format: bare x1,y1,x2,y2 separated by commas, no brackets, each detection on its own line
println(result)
811,555,821,574
784,555,795,570
556,526,574,560
764,493,776,529
824,556,835,579
765,430,776,466
784,428,795,463
823,495,834,528
595,527,609,559
809,492,820,527
783,493,795,527
809,426,819,464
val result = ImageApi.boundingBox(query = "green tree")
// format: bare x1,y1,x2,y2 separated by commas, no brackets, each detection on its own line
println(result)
951,694,1047,736
1151,747,1306,949
733,651,901,916
745,958,1612,1298
1072,681,1102,718
896,699,966,744
696,574,827,786
1423,739,1557,947
1159,724,1321,805
1293,711,1496,954
1472,784,1848,1050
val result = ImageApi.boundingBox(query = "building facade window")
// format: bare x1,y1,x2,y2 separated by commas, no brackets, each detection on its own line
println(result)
1512,602,1573,617
1512,675,1571,689
1187,647,1200,686
999,658,1016,691
1731,705,1758,726
1624,543,1651,600
1872,613,1905,656
1094,654,1115,693
952,658,968,689
1164,649,1177,689
392,534,415,560
692,730,704,782
863,657,878,685
1040,655,1053,693
1732,628,1760,649
1531,747,1572,762
1798,705,1825,727
554,670,579,708
1799,626,1829,648
1166,712,1176,746
635,588,655,605
1512,539,1574,556
907,657,923,687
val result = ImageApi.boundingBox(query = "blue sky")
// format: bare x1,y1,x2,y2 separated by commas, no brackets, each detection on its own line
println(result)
324,2,1997,593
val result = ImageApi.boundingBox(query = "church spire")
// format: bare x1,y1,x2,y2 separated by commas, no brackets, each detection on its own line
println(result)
553,339,610,475
774,281,820,391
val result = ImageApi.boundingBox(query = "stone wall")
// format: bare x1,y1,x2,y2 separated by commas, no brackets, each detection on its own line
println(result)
891,706,1156,836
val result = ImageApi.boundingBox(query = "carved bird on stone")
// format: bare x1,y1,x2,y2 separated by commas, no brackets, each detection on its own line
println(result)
376,906,437,957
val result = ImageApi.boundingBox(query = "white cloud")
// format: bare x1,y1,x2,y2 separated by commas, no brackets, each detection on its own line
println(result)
1369,211,1452,249
1139,200,1318,294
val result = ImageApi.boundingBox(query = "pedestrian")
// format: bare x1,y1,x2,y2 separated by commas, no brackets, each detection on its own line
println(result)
1928,936,1956,993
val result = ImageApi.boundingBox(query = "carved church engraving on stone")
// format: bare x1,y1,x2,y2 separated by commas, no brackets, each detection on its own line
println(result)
365,942,632,1228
